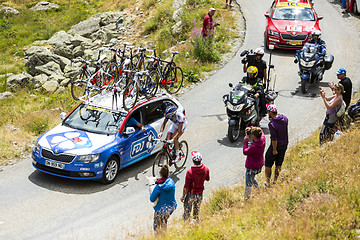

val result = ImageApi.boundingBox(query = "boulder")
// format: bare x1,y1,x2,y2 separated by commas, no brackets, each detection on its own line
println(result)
72,45,85,57
33,74,48,88
99,12,123,26
42,80,59,92
1,6,20,14
70,34,92,48
55,86,66,94
63,64,78,79
30,2,59,11
35,61,62,76
172,0,186,9
0,92,14,100
67,13,103,38
53,44,74,59
172,8,183,22
48,73,66,83
60,77,71,87
171,21,183,35
6,73,33,91
47,31,72,46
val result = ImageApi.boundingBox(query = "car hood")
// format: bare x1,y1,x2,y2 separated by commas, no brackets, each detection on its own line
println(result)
38,124,116,155
271,19,316,33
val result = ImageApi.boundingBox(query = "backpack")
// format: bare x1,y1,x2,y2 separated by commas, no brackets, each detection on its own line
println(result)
336,100,346,117
348,99,360,119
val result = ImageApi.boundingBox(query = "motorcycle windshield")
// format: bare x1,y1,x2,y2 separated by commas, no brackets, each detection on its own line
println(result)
231,83,252,104
301,43,319,60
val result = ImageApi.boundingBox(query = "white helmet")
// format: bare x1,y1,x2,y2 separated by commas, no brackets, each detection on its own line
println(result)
311,29,321,38
254,48,264,56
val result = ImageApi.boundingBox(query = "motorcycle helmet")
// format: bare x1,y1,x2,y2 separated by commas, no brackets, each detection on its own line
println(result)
247,66,258,78
254,48,264,56
311,29,321,38
165,105,177,118
191,151,202,162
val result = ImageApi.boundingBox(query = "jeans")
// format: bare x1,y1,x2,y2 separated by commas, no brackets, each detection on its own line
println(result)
183,193,203,221
244,168,262,200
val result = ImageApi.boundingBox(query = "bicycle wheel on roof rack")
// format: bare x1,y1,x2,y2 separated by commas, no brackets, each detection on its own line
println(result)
103,62,119,91
142,70,159,100
71,70,90,100
123,80,139,111
164,66,183,94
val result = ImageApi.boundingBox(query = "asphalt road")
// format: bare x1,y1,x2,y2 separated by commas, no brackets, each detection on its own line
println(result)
1,0,359,239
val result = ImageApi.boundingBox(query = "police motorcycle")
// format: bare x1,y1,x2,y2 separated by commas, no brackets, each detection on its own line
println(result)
294,43,334,94
223,49,277,142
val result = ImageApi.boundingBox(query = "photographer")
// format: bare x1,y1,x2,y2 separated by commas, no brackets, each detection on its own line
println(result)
242,48,267,86
201,8,220,38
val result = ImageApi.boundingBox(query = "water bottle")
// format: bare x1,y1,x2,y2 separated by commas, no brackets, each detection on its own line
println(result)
333,130,341,141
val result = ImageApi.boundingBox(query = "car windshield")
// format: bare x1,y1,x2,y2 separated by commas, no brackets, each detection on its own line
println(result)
63,103,126,135
272,7,315,21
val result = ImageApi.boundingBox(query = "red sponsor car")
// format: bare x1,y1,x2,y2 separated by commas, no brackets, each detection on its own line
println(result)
264,0,323,49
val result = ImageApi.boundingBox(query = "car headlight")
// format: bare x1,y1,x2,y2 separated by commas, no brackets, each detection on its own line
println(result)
34,142,41,152
268,29,280,37
76,153,101,163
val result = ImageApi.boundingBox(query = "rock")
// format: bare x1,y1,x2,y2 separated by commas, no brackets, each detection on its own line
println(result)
60,77,71,87
30,2,59,11
33,74,48,88
70,34,92,47
55,86,66,94
52,54,71,71
172,8,183,22
1,6,20,14
48,73,66,83
53,44,74,60
35,61,62,76
116,16,125,28
99,12,123,26
6,73,33,91
0,92,14,100
171,21,183,35
47,31,72,45
63,64,78,79
72,45,85,57
172,0,186,9
67,13,103,38
83,49,99,61
42,80,58,92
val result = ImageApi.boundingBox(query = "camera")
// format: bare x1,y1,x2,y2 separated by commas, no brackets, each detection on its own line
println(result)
240,49,257,65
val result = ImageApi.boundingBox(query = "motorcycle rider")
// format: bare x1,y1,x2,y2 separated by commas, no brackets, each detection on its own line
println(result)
159,105,187,163
302,29,326,80
242,48,267,86
240,66,266,122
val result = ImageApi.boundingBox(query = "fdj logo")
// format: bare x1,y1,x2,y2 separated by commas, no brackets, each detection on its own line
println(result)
130,131,156,158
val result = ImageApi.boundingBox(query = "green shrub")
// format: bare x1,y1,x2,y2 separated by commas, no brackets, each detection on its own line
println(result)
26,115,49,135
192,35,220,63
183,68,200,83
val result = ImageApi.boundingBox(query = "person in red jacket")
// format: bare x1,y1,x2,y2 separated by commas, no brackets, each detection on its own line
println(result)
201,8,219,38
243,126,265,200
181,151,210,221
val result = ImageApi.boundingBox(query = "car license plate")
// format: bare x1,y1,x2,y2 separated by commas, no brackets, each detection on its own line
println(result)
45,160,65,169
289,40,302,45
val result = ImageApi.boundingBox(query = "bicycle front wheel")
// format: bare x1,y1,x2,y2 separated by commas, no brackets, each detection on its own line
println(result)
143,70,159,99
123,81,139,111
153,150,169,177
103,62,119,90
174,140,188,170
165,66,183,94
71,70,89,100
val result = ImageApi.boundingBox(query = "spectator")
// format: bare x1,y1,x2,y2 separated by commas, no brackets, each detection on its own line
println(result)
329,68,352,110
319,83,344,144
243,126,265,200
181,151,210,222
201,8,219,38
225,0,233,8
265,105,289,186
150,164,177,234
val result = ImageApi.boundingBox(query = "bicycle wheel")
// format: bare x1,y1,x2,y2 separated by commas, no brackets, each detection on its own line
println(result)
164,66,184,94
71,70,89,100
143,70,159,99
174,140,188,170
123,80,139,111
153,150,169,177
103,62,119,90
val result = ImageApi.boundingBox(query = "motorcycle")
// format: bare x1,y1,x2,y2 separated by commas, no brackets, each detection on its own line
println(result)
294,43,334,94
222,77,277,142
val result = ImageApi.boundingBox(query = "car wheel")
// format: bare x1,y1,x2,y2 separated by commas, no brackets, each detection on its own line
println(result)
101,156,119,184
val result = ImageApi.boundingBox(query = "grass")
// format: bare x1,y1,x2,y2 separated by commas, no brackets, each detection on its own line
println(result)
141,109,360,239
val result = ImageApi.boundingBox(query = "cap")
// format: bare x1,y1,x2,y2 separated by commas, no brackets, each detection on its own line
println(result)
267,104,277,113
209,7,216,12
191,151,202,162
336,68,346,75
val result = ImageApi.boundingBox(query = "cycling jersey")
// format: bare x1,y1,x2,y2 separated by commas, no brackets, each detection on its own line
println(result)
167,111,187,134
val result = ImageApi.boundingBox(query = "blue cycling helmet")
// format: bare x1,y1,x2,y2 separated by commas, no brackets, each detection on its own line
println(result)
165,105,177,118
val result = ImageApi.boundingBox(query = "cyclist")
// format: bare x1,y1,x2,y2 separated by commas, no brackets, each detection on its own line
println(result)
159,105,187,163
240,66,266,121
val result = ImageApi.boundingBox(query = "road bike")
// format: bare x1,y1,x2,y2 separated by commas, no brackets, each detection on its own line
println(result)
147,51,184,94
152,138,189,177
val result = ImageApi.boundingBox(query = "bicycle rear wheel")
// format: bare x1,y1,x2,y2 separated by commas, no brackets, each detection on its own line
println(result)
174,140,188,170
164,66,183,94
71,70,89,100
143,70,159,99
123,80,139,111
153,150,169,177
103,62,119,90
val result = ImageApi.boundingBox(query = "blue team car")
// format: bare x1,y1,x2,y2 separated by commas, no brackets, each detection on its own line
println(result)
32,92,184,184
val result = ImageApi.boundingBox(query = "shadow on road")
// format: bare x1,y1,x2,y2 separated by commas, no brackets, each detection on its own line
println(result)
28,154,156,194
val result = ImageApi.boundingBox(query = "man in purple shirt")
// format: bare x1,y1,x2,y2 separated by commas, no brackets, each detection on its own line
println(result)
265,105,288,186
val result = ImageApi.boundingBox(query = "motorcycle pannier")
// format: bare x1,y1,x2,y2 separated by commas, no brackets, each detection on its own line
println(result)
324,54,334,70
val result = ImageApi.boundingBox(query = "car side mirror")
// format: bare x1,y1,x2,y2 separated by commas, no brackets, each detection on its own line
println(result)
264,13,270,18
124,127,135,135
269,64,274,69
317,15,323,20
229,83,233,88
294,58,298,64
60,112,67,120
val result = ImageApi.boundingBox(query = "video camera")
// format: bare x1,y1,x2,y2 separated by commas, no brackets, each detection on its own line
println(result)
240,49,257,65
